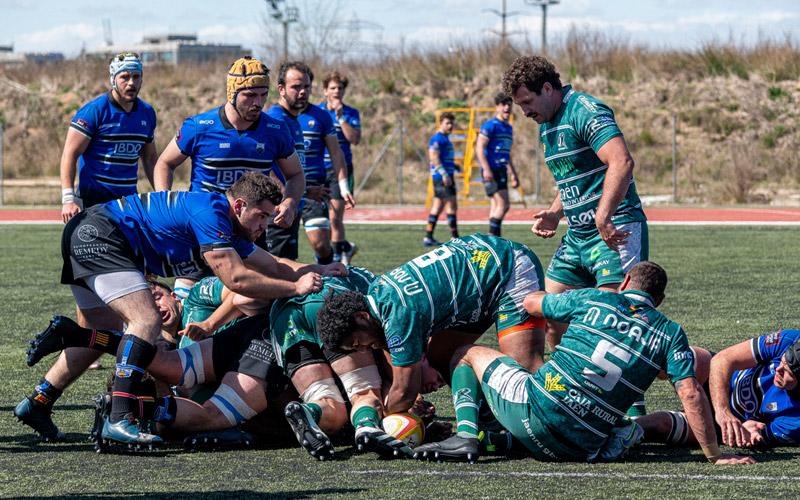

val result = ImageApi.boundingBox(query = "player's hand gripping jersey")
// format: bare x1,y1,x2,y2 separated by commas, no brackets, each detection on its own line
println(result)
730,330,800,445
479,117,513,171
367,234,544,367
538,85,645,233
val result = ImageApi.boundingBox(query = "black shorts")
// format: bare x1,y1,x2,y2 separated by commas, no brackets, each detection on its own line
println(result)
300,198,329,227
211,314,289,398
60,206,142,287
484,170,508,196
284,341,347,378
264,208,302,259
433,176,457,199
327,167,354,201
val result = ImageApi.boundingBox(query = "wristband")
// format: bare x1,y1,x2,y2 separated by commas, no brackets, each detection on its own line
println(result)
701,443,722,463
61,188,75,205
435,166,448,178
338,178,351,196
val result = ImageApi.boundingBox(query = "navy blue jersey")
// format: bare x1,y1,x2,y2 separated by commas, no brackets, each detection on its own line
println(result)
730,330,800,445
318,101,360,168
479,117,513,171
175,106,295,192
266,105,306,175
102,191,255,278
297,105,336,185
69,93,156,203
428,132,456,180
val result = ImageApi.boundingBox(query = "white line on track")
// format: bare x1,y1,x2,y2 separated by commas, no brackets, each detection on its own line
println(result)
348,469,797,482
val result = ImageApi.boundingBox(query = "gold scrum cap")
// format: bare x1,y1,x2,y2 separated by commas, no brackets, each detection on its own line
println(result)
226,56,270,104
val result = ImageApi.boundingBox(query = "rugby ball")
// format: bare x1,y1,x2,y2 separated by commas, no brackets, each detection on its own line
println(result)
382,412,425,447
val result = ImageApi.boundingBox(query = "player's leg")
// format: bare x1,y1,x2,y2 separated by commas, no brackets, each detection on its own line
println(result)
330,166,357,264
488,189,510,237
445,195,459,239
424,193,444,246
636,410,697,446
425,330,482,381
302,199,334,264
264,210,301,260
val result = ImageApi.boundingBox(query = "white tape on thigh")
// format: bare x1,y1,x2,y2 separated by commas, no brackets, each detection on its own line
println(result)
338,365,382,400
304,217,331,232
177,342,206,388
666,411,690,445
301,377,345,404
209,383,258,426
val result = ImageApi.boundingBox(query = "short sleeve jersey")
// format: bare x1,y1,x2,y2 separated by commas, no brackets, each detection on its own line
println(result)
539,85,645,233
367,234,521,367
269,267,376,363
266,105,306,177
69,93,157,203
102,191,255,277
175,106,295,192
730,330,800,445
537,288,694,453
298,105,337,185
479,117,513,171
428,132,456,180
181,276,226,327
318,102,361,169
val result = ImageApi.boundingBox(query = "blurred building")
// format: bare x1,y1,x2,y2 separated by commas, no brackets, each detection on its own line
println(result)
0,45,64,67
86,34,249,65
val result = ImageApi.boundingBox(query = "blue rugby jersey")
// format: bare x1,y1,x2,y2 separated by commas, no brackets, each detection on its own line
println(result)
266,105,306,177
318,102,360,169
297,105,336,185
69,93,156,203
730,329,800,445
102,191,255,278
428,132,456,180
175,106,295,192
479,117,513,171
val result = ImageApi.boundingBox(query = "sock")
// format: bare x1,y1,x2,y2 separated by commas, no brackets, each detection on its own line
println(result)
151,395,177,425
489,217,502,236
447,214,459,238
333,241,345,255
62,325,122,353
341,240,352,253
425,214,437,239
452,364,482,438
30,378,63,408
304,402,323,424
315,250,334,265
480,430,515,455
627,395,647,417
110,334,157,422
351,405,380,428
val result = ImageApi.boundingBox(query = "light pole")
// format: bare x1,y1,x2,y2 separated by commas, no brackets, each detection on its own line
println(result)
524,0,559,53
266,0,299,60
484,0,521,46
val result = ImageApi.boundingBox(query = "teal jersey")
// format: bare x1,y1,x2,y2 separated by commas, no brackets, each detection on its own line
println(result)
270,267,375,362
539,85,645,234
181,276,226,327
367,234,540,367
536,288,694,454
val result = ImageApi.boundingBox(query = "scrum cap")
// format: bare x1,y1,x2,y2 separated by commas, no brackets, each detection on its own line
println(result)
109,52,143,88
783,338,800,379
227,56,270,105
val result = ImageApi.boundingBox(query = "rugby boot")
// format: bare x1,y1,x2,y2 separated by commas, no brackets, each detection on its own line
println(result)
100,415,163,450
13,397,65,441
422,237,441,247
184,428,256,452
26,315,82,367
89,393,111,443
413,434,480,463
592,419,644,462
340,243,358,266
284,401,335,461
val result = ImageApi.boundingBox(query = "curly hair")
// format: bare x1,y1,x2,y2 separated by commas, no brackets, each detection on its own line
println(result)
317,291,369,351
502,55,562,97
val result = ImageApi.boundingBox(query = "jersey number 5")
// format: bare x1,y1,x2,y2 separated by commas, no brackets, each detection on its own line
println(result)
583,339,631,391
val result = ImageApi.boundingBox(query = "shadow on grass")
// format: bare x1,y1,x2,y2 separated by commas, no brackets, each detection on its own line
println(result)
628,443,800,463
24,488,366,499
0,403,93,412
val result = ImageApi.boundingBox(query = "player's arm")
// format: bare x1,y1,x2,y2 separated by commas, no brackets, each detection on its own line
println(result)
709,339,759,447
153,138,188,191
178,287,243,340
507,154,520,188
475,134,493,181
531,193,563,239
274,152,305,228
257,250,346,280
594,136,635,251
429,145,452,187
674,377,756,464
522,290,547,318
59,128,91,223
338,115,361,145
385,362,422,414
140,141,159,190
324,134,355,208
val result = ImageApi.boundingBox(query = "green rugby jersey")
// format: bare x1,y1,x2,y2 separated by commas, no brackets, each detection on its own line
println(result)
540,85,646,234
536,288,694,454
182,276,226,327
367,234,521,367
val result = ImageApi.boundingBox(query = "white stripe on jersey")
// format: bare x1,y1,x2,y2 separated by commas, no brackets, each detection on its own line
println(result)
381,275,407,307
439,260,459,317
555,165,608,185
540,124,575,137
407,263,435,334
549,360,626,417
544,146,592,163
563,193,602,209
531,379,608,438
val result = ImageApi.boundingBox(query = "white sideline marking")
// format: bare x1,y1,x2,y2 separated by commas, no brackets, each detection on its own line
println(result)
349,469,797,482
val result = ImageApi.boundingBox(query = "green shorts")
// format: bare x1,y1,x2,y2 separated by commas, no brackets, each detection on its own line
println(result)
481,357,586,461
494,242,545,339
546,221,649,288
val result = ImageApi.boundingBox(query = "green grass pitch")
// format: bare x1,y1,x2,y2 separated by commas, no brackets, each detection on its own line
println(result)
0,224,798,498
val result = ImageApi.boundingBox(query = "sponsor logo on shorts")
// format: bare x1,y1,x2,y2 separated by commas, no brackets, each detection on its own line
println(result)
77,224,99,243
544,371,566,392
601,269,610,276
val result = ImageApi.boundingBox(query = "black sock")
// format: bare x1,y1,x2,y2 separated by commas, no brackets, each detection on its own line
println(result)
316,250,334,265
332,241,345,254
426,214,437,239
30,378,63,408
63,325,121,354
447,214,459,238
341,240,352,253
110,334,157,422
489,217,502,236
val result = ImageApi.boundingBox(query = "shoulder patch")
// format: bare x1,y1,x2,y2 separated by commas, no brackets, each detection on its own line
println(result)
387,335,402,348
764,331,781,346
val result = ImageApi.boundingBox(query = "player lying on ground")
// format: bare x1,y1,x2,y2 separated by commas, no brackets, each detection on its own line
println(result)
413,262,755,464
317,234,546,415
637,330,800,449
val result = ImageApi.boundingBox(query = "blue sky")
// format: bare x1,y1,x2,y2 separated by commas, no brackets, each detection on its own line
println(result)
2,0,799,57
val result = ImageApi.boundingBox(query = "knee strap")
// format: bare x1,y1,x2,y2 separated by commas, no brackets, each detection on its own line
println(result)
301,377,345,404
666,411,690,445
304,217,330,231
209,383,258,426
338,365,381,400
177,342,206,388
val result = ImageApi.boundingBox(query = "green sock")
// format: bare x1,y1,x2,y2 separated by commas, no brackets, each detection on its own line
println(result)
351,405,380,428
303,402,323,423
452,364,482,438
627,396,647,417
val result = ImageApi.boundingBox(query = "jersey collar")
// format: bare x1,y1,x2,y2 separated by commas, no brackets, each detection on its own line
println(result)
621,290,655,308
107,91,138,112
218,105,261,132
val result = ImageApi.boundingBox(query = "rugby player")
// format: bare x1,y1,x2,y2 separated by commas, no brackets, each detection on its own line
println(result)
423,112,459,247
152,56,305,298
56,172,340,449
637,330,800,449
475,92,520,237
503,55,649,415
414,262,754,465
317,234,546,414
319,71,361,264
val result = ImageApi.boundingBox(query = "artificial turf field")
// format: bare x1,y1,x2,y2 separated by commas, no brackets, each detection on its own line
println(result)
0,223,799,498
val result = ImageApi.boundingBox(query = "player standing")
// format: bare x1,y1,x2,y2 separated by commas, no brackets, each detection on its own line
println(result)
424,112,459,247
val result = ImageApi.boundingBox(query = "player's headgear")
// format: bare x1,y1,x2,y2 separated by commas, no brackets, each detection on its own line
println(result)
109,52,142,89
783,338,800,379
226,56,270,105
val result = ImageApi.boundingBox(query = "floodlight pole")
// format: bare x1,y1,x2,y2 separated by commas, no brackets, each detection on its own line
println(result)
525,0,559,54
266,1,298,60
